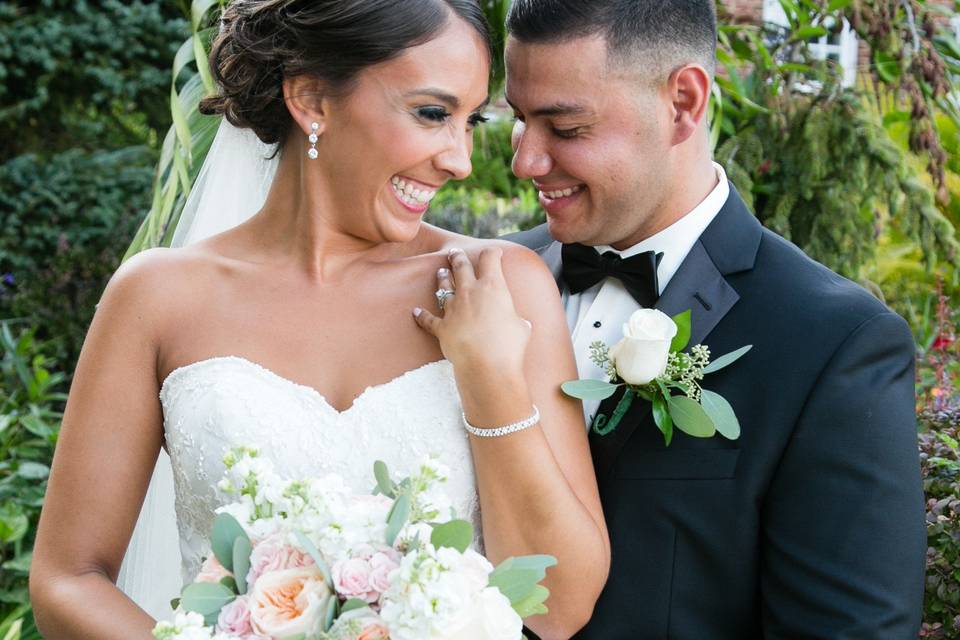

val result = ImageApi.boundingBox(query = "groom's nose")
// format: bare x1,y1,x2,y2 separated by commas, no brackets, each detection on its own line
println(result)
511,121,553,179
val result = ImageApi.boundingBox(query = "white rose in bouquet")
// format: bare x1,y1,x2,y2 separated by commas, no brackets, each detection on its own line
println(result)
459,587,524,640
609,308,678,385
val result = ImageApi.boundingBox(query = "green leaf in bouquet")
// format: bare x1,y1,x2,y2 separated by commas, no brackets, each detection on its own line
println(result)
512,584,551,618
232,535,252,595
385,493,411,547
169,597,180,611
219,576,238,593
373,460,397,498
670,310,692,353
702,345,752,375
488,555,558,605
211,513,249,572
293,530,334,589
180,582,235,616
668,395,716,438
430,519,474,553
700,390,741,440
323,593,338,632
340,599,370,614
561,379,619,401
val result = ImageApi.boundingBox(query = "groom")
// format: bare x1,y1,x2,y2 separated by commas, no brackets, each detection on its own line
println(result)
504,1,926,637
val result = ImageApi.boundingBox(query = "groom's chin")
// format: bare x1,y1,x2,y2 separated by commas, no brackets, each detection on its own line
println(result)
544,217,593,246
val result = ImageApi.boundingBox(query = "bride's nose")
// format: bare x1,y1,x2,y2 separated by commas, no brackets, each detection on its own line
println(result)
433,131,473,181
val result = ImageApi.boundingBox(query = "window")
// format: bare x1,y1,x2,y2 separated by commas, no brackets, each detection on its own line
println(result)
762,0,859,88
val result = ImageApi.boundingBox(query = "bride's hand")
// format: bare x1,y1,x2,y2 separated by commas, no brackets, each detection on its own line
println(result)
414,247,532,376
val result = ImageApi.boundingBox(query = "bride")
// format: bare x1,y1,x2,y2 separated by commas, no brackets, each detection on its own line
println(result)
29,1,610,638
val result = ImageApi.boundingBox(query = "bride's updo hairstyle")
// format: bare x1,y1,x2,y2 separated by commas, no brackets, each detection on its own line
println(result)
200,0,491,146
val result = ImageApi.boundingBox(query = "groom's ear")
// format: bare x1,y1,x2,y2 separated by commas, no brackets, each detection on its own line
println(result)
283,75,331,136
666,64,711,146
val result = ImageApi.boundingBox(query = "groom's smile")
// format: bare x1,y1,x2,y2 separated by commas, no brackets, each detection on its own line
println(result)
505,34,678,250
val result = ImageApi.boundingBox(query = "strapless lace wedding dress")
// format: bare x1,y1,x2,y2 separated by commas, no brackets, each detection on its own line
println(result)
159,356,478,584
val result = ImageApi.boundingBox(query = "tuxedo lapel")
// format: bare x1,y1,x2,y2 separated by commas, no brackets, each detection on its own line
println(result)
540,240,563,285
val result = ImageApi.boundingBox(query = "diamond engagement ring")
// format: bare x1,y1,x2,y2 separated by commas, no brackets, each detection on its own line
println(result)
435,288,456,311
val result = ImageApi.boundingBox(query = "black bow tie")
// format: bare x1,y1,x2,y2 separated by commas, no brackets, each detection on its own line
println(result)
561,243,662,308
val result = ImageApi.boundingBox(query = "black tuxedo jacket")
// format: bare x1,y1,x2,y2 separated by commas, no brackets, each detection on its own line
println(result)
508,186,925,639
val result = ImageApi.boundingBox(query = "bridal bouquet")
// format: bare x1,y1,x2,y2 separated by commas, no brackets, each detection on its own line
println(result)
152,448,555,640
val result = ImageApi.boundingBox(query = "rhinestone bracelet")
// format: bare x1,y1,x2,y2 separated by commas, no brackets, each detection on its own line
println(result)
462,406,541,438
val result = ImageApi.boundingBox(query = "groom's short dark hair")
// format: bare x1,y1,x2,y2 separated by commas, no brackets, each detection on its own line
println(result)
507,0,717,80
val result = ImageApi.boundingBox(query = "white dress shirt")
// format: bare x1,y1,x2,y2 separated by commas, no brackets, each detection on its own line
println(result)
564,163,730,425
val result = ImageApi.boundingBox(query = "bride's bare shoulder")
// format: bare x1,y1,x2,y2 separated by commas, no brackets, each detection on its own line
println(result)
429,228,552,284
97,245,223,319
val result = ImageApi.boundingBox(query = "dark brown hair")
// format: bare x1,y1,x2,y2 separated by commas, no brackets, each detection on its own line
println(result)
507,0,716,78
200,0,491,146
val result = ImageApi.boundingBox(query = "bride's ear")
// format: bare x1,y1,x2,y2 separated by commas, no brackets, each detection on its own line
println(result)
283,75,330,136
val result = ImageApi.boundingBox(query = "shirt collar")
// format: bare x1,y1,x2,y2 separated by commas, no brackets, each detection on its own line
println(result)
594,162,729,294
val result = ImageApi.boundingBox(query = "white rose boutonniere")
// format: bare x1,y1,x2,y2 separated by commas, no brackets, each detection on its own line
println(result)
562,309,752,445
609,309,678,385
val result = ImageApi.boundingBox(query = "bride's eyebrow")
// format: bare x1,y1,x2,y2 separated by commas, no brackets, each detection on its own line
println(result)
404,88,490,112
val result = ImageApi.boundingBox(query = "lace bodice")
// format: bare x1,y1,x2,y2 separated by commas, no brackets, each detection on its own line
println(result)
160,356,477,583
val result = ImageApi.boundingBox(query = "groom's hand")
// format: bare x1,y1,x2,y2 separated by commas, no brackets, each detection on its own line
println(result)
413,247,532,377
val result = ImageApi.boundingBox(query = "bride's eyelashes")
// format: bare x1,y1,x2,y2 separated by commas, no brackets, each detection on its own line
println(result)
415,106,489,128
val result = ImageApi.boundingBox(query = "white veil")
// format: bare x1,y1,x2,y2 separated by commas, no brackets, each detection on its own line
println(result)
116,120,279,620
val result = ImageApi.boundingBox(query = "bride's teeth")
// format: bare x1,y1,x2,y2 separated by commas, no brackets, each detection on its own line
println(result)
562,188,573,197
391,179,437,206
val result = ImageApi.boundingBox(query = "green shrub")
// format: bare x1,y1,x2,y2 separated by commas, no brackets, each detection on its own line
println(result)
0,147,153,366
0,0,187,159
0,323,65,640
427,119,542,237
917,286,960,637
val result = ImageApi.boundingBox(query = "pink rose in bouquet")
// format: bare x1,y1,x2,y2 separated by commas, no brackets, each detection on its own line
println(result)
195,554,232,584
332,545,400,604
246,532,315,585
216,596,266,639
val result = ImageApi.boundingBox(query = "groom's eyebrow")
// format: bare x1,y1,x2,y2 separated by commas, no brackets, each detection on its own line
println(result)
405,88,490,112
505,95,590,118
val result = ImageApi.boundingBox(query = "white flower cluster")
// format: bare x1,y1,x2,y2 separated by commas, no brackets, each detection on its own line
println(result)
152,611,237,640
380,545,521,640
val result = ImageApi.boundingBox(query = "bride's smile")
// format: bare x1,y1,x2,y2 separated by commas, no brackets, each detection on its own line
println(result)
274,15,492,249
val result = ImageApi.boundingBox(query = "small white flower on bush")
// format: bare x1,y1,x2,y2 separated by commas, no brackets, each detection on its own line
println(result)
609,308,678,385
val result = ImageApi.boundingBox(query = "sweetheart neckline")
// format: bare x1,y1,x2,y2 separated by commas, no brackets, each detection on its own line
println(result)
159,356,452,415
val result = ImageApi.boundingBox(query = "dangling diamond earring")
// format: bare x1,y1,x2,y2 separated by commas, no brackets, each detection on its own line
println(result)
307,122,319,160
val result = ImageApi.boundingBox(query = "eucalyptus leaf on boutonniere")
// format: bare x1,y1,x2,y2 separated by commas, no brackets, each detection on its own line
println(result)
561,308,751,446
